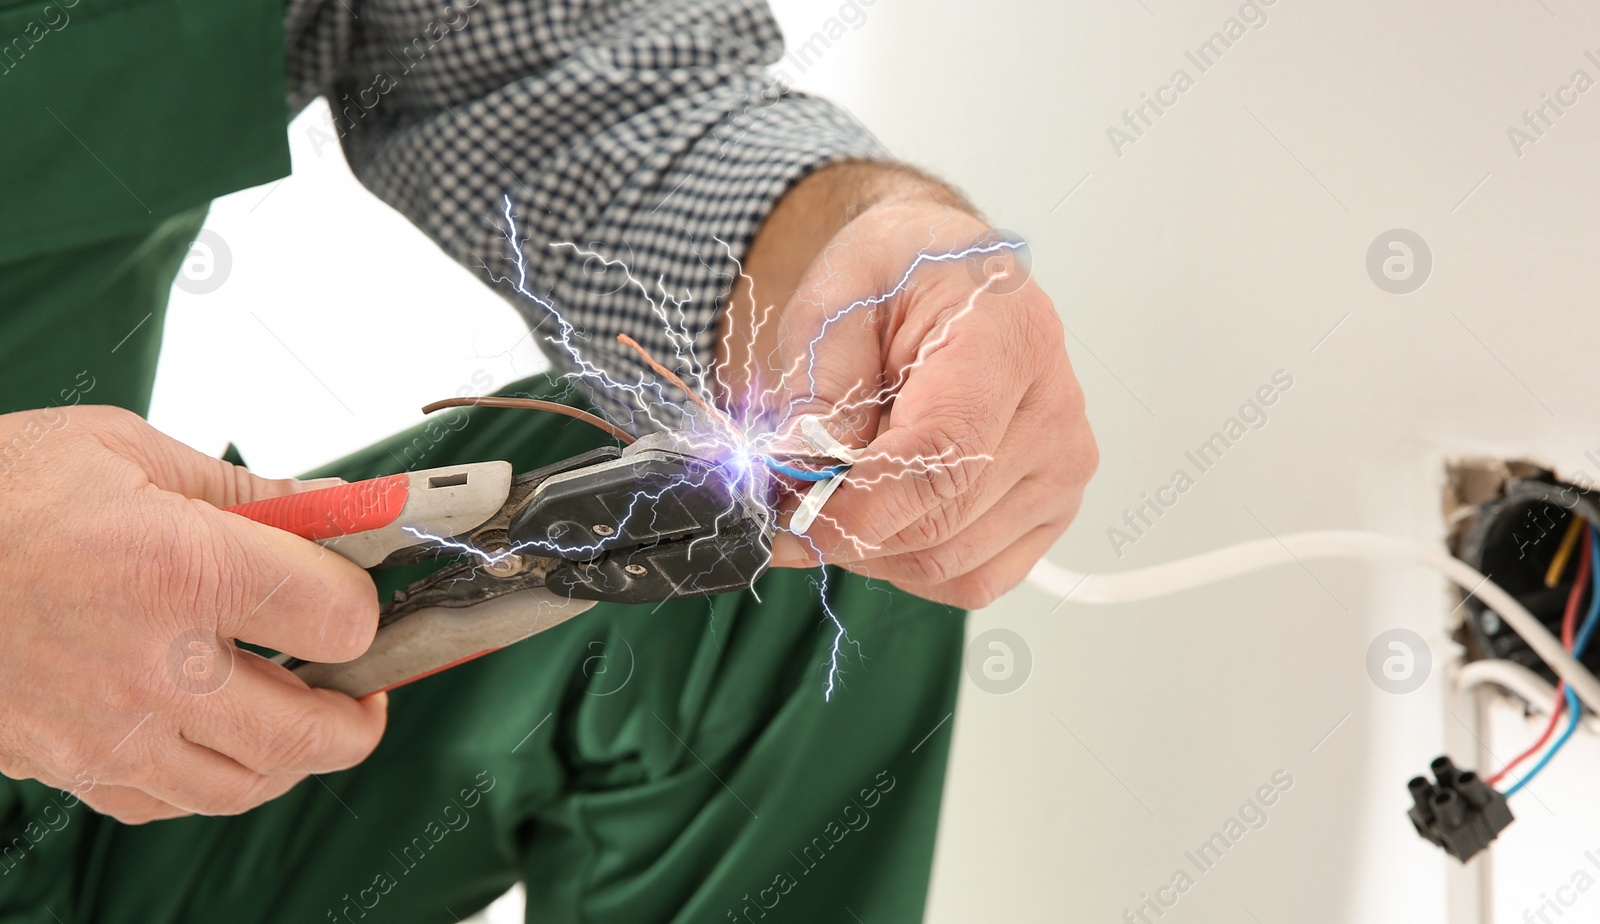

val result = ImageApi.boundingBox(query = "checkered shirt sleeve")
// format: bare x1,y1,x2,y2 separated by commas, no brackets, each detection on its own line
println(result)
283,0,887,427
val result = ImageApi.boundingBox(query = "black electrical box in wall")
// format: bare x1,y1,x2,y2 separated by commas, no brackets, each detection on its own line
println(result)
1456,473,1600,688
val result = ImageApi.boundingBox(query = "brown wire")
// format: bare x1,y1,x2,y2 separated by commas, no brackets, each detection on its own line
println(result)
423,334,728,446
420,396,636,444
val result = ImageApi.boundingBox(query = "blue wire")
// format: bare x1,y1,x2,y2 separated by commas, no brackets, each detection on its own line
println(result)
1505,524,1600,796
1573,525,1600,657
761,456,848,482
1506,685,1582,796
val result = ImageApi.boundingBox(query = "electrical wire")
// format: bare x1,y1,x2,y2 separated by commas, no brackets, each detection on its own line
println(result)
1506,686,1583,796
1574,526,1600,654
762,457,849,482
614,332,856,484
1024,530,1600,717
1547,515,1586,587
420,396,636,445
1453,659,1600,732
1493,525,1600,793
615,333,738,436
1457,659,1555,705
1487,526,1589,786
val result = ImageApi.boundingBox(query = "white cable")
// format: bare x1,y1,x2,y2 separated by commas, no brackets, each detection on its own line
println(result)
1026,530,1600,716
1455,659,1600,734
1455,658,1558,709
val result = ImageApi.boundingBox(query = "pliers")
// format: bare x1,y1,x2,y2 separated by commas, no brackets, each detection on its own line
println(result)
224,429,774,697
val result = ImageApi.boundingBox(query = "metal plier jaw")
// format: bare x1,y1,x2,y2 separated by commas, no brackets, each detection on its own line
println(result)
226,431,773,697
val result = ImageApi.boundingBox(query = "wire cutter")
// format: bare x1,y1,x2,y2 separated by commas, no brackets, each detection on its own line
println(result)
224,430,774,697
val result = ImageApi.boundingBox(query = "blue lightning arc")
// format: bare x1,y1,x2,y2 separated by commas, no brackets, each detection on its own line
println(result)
415,195,1025,699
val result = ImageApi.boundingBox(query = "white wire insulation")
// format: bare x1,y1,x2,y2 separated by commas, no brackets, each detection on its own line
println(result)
1453,659,1600,735
1455,658,1559,710
1026,530,1600,716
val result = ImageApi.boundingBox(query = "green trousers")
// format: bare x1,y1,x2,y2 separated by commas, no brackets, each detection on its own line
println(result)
0,216,964,923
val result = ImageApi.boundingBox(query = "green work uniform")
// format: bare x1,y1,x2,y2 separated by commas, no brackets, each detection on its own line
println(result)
0,1,964,922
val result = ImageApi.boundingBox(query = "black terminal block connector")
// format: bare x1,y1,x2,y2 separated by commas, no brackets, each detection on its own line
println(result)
1407,756,1513,862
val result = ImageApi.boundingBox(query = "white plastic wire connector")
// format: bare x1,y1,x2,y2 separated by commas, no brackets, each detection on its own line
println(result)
790,476,845,536
788,416,862,536
800,415,864,464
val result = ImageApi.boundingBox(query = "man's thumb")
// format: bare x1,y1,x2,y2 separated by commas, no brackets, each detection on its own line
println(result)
88,406,344,507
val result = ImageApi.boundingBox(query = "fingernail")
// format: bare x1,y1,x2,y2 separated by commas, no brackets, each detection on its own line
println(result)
769,532,817,568
296,477,347,491
363,690,389,709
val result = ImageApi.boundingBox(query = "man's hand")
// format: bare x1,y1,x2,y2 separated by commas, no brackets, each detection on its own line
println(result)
720,163,1097,608
0,405,386,823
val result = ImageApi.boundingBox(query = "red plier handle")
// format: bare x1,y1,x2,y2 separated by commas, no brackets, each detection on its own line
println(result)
226,463,510,568
224,463,592,697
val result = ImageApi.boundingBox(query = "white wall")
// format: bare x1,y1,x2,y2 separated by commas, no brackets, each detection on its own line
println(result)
149,2,1600,922
789,1,1600,922
150,105,547,476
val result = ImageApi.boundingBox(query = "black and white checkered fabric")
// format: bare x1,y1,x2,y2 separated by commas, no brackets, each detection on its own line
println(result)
284,0,885,428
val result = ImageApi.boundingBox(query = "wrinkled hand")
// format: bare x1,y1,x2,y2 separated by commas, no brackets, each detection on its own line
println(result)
736,185,1097,608
0,406,386,823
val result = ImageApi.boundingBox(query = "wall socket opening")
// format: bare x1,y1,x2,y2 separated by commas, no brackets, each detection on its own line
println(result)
1445,459,1600,690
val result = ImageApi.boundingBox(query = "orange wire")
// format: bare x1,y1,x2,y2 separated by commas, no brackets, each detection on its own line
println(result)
1546,515,1585,587
615,333,737,434
422,336,737,446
